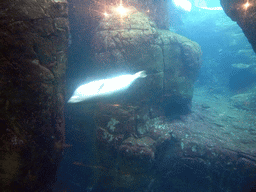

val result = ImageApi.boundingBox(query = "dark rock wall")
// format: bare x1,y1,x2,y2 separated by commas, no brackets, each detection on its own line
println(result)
71,99,256,191
0,0,68,191
221,0,256,53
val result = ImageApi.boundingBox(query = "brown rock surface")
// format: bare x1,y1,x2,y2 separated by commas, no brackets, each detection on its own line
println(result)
92,7,201,108
221,0,256,53
82,88,256,191
0,0,68,191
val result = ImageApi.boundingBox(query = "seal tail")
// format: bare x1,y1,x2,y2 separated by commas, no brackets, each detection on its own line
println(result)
135,70,147,78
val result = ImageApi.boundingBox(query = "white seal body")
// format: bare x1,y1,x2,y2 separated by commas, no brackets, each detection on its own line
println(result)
68,71,147,103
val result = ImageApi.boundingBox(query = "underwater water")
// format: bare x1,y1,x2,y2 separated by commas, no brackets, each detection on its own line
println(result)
53,0,256,191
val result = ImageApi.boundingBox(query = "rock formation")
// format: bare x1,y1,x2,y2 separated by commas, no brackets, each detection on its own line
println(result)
0,0,68,191
221,0,256,53
91,7,202,114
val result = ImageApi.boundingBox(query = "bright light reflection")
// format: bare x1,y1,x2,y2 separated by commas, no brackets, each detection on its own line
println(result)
199,7,223,10
103,12,109,17
173,0,192,12
244,1,250,10
113,4,129,16
116,5,126,14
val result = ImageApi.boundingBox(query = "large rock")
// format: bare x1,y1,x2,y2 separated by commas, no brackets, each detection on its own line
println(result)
221,0,256,53
73,7,256,189
0,0,68,191
231,86,256,111
70,93,256,191
92,7,201,113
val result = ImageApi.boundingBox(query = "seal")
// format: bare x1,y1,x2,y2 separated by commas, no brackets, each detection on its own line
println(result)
68,71,147,103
